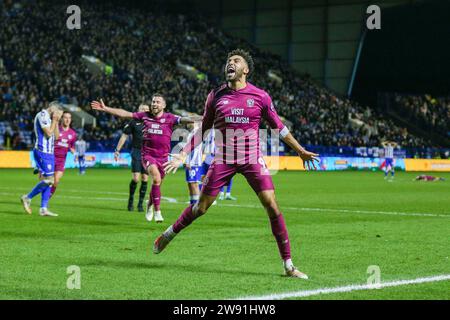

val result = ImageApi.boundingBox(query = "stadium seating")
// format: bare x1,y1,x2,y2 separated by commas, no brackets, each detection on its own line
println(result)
392,94,449,138
0,1,433,152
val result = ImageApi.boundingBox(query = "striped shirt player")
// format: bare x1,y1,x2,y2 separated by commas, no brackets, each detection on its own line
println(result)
382,140,398,179
385,144,394,160
154,49,320,279
75,138,87,175
185,126,204,184
201,128,215,177
184,124,204,204
21,103,63,217
34,110,55,156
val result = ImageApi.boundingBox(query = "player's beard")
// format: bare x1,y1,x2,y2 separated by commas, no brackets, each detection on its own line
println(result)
225,68,243,82
151,106,163,116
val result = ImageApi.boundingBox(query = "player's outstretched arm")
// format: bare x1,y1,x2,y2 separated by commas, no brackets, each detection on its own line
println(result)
179,115,203,124
281,132,320,170
90,99,133,118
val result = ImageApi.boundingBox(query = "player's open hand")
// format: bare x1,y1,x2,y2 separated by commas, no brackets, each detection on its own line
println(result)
90,99,107,112
163,153,187,174
299,150,320,171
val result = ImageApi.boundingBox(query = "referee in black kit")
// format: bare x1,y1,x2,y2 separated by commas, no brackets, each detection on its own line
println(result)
114,104,149,212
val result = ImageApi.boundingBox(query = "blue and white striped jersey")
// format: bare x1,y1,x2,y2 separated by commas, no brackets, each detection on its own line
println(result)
384,145,394,158
34,109,54,154
203,129,215,165
75,140,87,156
186,130,203,167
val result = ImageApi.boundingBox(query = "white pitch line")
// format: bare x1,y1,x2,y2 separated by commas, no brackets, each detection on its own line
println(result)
1,188,448,218
0,186,128,196
293,207,449,218
0,192,177,204
217,203,450,218
235,274,450,300
0,186,179,201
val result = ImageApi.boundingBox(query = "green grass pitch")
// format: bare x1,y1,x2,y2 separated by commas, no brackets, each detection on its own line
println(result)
0,168,449,299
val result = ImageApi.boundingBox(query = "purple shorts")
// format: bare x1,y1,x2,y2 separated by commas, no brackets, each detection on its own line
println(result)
54,155,67,172
142,154,166,179
202,159,274,197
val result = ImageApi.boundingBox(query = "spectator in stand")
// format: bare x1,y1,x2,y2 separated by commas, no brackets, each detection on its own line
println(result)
394,94,449,138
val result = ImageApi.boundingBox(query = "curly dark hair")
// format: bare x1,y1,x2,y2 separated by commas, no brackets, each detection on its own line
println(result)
227,48,254,77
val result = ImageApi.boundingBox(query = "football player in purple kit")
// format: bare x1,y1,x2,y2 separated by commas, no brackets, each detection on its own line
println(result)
90,93,202,223
157,49,319,278
51,111,77,198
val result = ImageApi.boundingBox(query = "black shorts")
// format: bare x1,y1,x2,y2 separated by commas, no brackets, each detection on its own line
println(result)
131,148,147,174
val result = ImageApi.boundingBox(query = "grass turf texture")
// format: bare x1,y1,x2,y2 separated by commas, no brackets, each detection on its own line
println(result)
0,168,449,300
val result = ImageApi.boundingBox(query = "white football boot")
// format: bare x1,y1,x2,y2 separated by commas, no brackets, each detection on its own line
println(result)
284,259,308,279
145,200,154,222
39,208,58,217
21,195,32,214
154,210,164,223
285,266,308,279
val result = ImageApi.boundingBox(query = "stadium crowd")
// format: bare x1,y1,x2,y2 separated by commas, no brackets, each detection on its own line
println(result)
0,1,430,152
393,94,449,138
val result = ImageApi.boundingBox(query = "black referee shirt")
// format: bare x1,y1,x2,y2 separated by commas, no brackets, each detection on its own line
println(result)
122,120,144,150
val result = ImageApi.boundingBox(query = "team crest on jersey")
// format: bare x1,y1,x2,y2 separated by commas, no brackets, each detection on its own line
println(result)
160,118,166,123
247,99,254,107
68,135,73,139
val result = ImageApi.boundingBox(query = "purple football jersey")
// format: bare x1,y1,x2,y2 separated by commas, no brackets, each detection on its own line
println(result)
132,112,181,161
54,127,77,158
183,82,286,164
